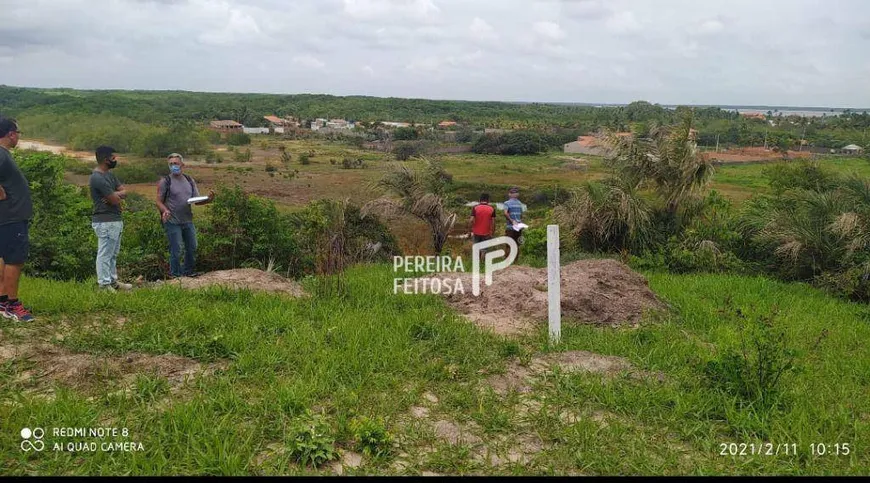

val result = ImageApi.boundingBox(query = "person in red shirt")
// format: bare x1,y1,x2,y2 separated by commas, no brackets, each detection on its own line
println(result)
468,193,496,243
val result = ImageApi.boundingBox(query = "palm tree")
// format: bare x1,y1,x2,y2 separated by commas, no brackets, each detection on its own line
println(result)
363,157,456,254
603,112,714,217
554,178,654,252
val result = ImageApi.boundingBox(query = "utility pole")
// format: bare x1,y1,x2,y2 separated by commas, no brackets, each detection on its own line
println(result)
715,134,720,153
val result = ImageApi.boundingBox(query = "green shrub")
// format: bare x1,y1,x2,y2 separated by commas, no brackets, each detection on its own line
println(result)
62,157,94,176
455,128,475,143
15,150,94,280
206,129,223,144
341,157,365,169
704,302,798,410
299,153,311,165
290,199,401,276
205,150,223,164
286,412,337,467
519,226,547,260
226,132,251,146
198,186,303,276
118,210,167,280
393,126,419,140
662,191,745,273
349,416,393,458
472,131,548,155
763,161,839,194
393,141,421,161
234,148,252,163
114,158,166,184
131,124,210,157
265,163,277,173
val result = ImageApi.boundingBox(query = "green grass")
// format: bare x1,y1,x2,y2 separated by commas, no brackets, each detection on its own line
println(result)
1,266,868,475
711,157,870,202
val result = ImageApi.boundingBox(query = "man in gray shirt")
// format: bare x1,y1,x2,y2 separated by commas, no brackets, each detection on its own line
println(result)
89,145,132,291
0,118,35,321
156,153,214,278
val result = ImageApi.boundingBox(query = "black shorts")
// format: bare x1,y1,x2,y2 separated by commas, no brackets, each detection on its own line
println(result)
0,221,30,265
472,234,491,244
504,228,521,241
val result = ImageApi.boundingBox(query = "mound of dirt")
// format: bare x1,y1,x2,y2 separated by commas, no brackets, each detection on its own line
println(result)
437,259,665,335
0,342,227,392
166,269,305,297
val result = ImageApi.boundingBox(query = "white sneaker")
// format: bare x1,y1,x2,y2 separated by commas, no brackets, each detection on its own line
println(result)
113,282,133,291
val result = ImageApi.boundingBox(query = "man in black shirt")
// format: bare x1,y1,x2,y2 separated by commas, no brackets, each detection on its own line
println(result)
0,118,35,322
89,146,132,291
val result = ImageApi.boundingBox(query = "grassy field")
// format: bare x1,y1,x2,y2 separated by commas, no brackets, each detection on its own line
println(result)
2,265,868,475
710,157,870,201
51,136,869,210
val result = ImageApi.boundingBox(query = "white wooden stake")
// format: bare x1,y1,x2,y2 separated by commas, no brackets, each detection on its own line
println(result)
547,225,561,344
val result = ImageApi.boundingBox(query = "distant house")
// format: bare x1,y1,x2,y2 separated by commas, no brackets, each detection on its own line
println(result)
209,120,243,133
264,115,283,126
438,121,457,129
264,115,295,127
327,119,354,130
842,144,864,155
310,118,329,131
563,133,632,155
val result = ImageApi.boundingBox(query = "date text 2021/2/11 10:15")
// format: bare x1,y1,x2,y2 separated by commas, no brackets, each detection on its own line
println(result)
719,443,851,456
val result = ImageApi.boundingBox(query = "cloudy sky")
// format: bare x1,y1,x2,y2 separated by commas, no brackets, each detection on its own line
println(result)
2,0,869,107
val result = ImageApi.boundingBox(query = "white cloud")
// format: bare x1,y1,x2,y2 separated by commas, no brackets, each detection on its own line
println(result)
469,17,498,42
696,19,725,35
196,3,263,45
446,50,484,66
533,21,566,42
560,0,609,20
1,0,869,107
342,0,440,22
406,56,441,72
293,54,325,69
605,11,641,34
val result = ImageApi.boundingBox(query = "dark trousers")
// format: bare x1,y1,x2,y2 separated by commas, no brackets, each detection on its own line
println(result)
164,222,197,277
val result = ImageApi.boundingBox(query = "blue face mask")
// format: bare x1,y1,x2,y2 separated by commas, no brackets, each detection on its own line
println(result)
169,165,182,174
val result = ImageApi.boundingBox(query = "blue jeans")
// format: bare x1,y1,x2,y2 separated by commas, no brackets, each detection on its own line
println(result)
164,222,198,277
92,221,123,287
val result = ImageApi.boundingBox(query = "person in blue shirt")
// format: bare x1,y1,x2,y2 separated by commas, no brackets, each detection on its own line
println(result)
502,186,526,247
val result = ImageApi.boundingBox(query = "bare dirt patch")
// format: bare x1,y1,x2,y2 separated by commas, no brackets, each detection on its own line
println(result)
432,419,482,446
484,350,658,396
437,259,665,335
0,341,227,393
702,147,812,164
165,268,305,297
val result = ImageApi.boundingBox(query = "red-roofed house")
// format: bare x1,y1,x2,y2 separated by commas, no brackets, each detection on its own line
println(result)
438,121,457,128
209,120,243,133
